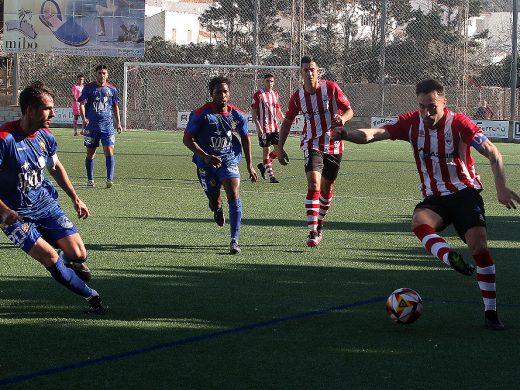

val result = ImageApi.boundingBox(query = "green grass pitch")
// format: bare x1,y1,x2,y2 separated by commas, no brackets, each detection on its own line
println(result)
1,130,519,389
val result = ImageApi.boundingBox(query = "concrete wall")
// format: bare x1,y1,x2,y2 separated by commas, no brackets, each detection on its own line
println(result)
0,105,20,124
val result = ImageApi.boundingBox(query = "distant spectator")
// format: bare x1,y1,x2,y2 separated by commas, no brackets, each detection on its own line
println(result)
474,100,494,120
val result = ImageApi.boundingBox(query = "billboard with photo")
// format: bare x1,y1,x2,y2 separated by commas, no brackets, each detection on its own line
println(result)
3,0,145,57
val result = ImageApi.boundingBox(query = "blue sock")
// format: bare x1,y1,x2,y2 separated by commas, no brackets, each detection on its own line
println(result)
47,258,92,298
85,158,94,181
228,198,242,241
105,155,115,181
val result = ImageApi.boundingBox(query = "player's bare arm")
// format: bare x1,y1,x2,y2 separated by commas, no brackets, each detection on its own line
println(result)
473,137,520,209
113,104,122,133
241,135,258,182
332,107,354,127
182,133,222,168
79,102,88,128
277,118,293,165
48,161,90,219
251,107,263,138
332,127,390,144
0,199,23,226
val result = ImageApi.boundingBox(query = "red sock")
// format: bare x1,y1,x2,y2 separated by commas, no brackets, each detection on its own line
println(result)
305,190,320,232
474,250,496,311
269,151,277,160
412,224,451,265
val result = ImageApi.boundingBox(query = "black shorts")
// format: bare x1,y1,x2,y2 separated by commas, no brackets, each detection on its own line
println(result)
304,149,342,181
414,187,486,241
259,132,279,148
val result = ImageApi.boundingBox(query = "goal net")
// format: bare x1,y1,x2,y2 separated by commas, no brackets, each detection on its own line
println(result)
123,62,300,131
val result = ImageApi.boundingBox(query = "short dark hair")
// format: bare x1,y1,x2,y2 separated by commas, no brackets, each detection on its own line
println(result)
416,79,444,96
95,64,108,72
264,73,274,79
19,81,55,115
300,56,317,67
208,76,230,95
77,74,85,79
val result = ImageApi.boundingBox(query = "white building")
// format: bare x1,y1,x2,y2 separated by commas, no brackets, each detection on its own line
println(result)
144,0,215,44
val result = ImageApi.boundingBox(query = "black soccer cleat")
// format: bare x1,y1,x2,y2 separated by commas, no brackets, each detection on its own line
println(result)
257,163,266,180
448,251,475,276
269,176,279,183
87,295,106,315
213,207,225,227
59,250,92,282
485,310,505,331
229,239,241,255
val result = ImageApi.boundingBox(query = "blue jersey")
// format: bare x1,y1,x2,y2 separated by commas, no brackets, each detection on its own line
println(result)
185,103,248,166
0,120,59,218
79,82,118,132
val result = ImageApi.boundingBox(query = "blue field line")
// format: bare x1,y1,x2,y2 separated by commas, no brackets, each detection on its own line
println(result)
0,296,385,386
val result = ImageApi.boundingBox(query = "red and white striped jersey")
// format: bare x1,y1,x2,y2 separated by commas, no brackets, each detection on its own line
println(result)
251,89,281,134
384,108,484,198
285,80,351,154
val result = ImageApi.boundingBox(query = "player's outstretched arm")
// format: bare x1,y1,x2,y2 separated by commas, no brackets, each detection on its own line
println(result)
0,199,23,227
473,137,520,209
79,102,88,128
277,118,293,165
48,161,90,219
332,127,390,144
241,135,258,183
113,104,122,133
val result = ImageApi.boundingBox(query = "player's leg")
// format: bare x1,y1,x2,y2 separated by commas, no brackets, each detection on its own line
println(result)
197,166,225,227
266,134,279,183
73,114,79,136
412,197,474,275
304,150,323,246
317,153,342,235
257,135,268,180
84,130,100,186
222,173,242,254
2,220,104,314
55,233,91,282
102,133,116,188
452,190,502,330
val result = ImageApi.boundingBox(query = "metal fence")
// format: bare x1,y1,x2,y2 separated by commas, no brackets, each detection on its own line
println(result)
2,0,519,122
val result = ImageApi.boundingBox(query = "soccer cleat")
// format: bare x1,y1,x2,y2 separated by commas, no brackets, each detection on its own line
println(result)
62,255,92,283
73,131,78,136
87,180,95,187
485,310,505,331
306,230,323,247
448,251,475,276
229,239,241,254
213,207,225,227
257,163,266,180
106,180,113,188
87,294,106,315
269,176,279,183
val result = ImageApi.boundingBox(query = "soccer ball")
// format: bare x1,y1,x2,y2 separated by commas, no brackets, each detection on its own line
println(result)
386,288,423,324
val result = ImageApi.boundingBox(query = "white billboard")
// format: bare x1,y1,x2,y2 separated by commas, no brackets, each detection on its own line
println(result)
4,0,145,57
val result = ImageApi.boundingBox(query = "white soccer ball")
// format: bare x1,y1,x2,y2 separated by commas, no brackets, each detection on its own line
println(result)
386,288,423,324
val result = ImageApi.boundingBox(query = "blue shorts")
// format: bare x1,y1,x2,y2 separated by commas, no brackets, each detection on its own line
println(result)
84,128,115,148
196,163,240,196
1,204,78,253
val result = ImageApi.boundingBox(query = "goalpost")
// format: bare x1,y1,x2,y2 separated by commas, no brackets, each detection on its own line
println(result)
123,62,300,131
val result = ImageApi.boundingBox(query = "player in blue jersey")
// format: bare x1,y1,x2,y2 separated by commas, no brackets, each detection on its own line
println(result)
79,64,122,188
0,82,105,314
183,76,258,254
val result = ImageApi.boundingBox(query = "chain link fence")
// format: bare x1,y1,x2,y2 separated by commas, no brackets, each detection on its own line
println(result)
2,0,519,125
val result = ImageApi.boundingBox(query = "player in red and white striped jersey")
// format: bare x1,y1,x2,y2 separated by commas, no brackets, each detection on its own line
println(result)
333,79,520,330
278,56,354,247
251,74,285,183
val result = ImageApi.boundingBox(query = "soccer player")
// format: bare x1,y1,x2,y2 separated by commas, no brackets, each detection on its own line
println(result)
71,74,85,136
251,73,285,183
183,76,258,254
0,82,105,315
79,64,122,188
333,78,520,330
277,56,354,247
